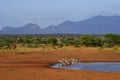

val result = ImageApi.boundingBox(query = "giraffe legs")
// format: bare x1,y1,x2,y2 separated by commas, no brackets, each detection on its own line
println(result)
12,50,15,54
12,49,16,54
10,49,15,54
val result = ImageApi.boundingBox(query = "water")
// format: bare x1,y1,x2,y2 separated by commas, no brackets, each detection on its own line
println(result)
51,62,120,72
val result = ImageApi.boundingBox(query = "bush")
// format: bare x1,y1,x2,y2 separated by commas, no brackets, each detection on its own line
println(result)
57,43,64,48
27,44,34,48
79,35,100,47
104,33,120,45
45,36,58,46
1,46,9,49
103,43,113,48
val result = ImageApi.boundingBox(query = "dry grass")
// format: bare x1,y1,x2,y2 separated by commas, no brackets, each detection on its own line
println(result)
1,46,120,53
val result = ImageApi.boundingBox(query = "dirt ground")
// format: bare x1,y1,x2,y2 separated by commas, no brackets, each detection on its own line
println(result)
0,47,120,80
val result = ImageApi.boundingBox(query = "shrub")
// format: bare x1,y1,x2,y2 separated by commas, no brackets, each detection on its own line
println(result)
58,43,64,48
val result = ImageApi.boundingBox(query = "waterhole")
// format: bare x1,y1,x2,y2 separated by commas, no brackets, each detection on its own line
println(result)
51,62,120,72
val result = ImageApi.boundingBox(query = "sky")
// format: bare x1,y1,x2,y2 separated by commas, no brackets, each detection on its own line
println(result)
0,0,120,29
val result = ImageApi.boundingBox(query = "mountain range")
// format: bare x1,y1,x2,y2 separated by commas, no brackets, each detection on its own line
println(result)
0,15,120,34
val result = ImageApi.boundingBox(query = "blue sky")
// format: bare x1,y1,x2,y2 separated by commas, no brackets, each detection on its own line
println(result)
0,0,120,29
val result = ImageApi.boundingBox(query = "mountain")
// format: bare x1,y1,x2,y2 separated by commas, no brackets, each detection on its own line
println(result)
0,23,41,34
44,20,81,34
45,20,76,34
1,15,120,34
44,15,120,34
16,23,41,34
1,26,15,32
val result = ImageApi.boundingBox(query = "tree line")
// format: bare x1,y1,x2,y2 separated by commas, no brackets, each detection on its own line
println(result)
0,33,120,49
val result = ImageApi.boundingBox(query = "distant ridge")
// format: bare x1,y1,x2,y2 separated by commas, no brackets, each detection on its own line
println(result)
1,15,120,34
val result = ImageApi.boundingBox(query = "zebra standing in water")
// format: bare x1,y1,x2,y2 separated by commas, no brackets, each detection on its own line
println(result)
58,58,81,67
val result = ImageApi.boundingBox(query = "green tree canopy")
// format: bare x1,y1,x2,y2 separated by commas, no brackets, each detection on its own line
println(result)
79,35,101,47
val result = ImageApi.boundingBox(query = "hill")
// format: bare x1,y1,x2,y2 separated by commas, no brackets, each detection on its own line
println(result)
1,15,120,34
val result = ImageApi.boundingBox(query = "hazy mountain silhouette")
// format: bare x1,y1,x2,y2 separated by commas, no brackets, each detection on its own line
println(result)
0,23,42,34
0,15,120,34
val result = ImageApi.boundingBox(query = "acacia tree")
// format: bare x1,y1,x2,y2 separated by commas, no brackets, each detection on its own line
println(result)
79,35,101,47
101,33,120,48
46,36,58,46
104,33,120,45
60,36,75,46
0,37,15,49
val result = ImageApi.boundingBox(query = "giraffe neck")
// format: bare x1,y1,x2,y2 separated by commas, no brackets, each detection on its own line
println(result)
15,38,19,44
15,40,18,44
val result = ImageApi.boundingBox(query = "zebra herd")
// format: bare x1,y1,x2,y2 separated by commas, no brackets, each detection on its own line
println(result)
58,58,81,67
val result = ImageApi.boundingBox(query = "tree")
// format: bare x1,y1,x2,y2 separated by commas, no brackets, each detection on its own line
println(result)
60,36,75,46
0,37,13,49
45,36,58,46
101,37,113,48
104,33,120,45
22,36,33,44
79,35,100,47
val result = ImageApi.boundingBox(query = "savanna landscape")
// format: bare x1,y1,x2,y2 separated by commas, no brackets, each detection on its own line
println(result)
0,34,120,80
1,0,120,80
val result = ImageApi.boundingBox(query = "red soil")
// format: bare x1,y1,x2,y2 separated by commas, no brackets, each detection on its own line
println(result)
0,48,120,80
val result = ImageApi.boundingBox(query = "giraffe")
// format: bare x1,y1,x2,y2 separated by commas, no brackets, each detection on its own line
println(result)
9,37,19,54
